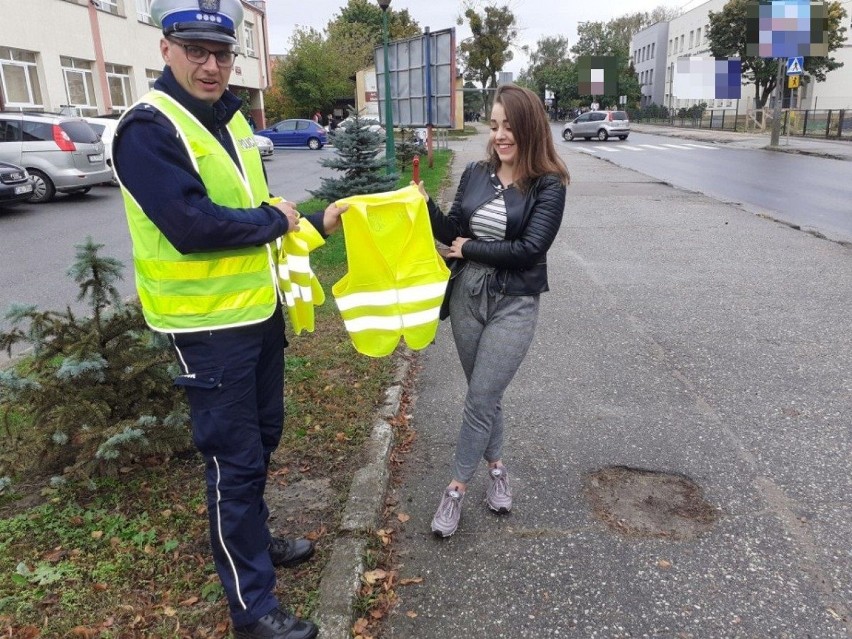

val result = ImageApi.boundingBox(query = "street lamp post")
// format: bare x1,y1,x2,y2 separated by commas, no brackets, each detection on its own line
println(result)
378,0,396,172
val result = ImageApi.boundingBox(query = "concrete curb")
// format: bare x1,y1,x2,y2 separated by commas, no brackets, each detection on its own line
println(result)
313,355,411,639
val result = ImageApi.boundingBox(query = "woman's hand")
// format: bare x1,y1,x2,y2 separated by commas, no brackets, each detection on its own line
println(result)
412,180,429,202
322,202,349,235
446,236,469,259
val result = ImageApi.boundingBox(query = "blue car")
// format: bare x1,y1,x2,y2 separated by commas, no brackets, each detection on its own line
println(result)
255,119,327,150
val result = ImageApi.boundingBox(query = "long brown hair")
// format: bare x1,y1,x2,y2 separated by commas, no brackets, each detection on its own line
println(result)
486,83,570,191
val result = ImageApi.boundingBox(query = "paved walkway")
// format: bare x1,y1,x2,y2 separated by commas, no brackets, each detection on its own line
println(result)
375,123,851,638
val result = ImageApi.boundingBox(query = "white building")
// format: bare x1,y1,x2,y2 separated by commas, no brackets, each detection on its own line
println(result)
0,0,272,125
631,0,851,111
632,21,669,107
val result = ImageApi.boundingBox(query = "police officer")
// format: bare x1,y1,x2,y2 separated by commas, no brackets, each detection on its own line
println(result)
113,2,346,637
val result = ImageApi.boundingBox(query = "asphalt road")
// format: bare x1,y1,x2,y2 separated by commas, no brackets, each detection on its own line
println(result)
554,128,852,244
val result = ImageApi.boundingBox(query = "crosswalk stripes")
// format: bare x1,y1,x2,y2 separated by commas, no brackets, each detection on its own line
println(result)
570,141,721,154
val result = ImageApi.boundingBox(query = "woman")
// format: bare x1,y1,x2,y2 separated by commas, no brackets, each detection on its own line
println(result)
418,83,570,537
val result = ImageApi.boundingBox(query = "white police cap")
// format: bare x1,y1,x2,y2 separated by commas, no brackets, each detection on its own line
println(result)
150,0,244,45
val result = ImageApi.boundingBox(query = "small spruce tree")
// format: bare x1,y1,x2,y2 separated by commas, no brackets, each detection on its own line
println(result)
0,238,190,479
309,111,398,201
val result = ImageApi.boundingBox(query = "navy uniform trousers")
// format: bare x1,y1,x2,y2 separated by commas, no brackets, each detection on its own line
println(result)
170,307,285,627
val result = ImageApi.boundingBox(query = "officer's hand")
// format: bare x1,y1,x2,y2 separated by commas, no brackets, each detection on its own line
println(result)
273,200,300,233
411,180,429,202
322,202,348,235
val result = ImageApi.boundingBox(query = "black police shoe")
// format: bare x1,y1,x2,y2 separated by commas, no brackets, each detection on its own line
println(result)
233,608,318,639
268,536,315,568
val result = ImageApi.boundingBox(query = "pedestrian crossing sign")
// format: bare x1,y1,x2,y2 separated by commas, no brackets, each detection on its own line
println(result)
788,75,800,89
786,57,804,75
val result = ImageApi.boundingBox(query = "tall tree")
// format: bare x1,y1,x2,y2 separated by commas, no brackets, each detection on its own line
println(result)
274,28,351,119
458,3,518,117
571,14,646,107
708,0,847,108
326,0,421,80
520,36,576,111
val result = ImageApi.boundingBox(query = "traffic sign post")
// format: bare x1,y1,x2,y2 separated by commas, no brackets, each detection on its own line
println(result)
786,56,804,75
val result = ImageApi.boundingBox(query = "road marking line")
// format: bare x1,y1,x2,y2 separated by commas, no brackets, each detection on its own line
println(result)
662,144,694,149
619,145,643,151
593,146,621,152
639,144,669,149
683,143,718,149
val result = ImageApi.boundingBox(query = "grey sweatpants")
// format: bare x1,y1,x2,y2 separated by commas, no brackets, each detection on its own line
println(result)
448,262,540,484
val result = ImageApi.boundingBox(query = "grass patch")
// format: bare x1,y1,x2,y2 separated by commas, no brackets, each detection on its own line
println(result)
0,151,455,637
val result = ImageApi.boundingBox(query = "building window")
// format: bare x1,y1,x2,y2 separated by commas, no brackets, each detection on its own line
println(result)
244,21,256,56
146,68,160,89
136,0,153,24
689,30,694,49
98,0,121,16
696,28,701,47
651,43,655,59
680,35,685,52
0,47,43,108
105,63,132,112
60,56,98,116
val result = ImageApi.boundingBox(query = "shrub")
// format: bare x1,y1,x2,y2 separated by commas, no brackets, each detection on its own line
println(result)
0,238,190,479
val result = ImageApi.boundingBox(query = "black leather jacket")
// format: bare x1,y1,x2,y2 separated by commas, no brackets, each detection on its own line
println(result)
427,161,567,295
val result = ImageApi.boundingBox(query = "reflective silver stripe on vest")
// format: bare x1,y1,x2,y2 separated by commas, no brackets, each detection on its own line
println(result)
343,308,440,333
334,281,447,312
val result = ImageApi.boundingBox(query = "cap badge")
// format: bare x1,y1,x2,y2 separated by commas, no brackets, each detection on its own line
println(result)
198,0,220,14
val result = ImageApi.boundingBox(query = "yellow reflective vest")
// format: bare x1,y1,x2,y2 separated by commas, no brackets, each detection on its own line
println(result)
332,185,450,357
118,90,277,333
276,217,326,335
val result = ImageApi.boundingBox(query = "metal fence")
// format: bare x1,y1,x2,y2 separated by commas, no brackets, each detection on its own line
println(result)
631,108,851,140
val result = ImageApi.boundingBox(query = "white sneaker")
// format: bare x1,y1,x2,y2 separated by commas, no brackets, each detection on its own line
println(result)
431,488,464,537
485,467,512,513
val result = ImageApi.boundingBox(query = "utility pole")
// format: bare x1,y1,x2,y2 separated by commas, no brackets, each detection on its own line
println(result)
769,58,786,146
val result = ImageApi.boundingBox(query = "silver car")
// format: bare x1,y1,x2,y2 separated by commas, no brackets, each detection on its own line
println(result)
562,110,630,141
0,112,113,203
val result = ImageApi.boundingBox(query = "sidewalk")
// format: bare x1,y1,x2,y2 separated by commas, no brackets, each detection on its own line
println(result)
374,125,851,637
630,121,852,161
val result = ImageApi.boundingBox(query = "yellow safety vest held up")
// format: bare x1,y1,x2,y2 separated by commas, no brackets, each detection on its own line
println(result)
275,213,326,335
332,185,450,357
118,90,277,333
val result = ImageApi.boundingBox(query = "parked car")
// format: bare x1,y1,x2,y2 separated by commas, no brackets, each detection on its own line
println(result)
254,134,274,158
0,160,35,206
0,112,113,203
334,116,385,137
562,110,630,141
255,119,327,150
85,116,121,182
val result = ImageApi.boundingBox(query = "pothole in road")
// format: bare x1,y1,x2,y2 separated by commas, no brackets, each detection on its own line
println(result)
585,466,719,539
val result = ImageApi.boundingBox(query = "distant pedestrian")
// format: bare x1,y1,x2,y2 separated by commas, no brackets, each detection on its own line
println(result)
312,110,321,123
415,83,570,538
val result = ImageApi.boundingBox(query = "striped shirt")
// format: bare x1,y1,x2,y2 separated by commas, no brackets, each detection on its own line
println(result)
469,193,508,241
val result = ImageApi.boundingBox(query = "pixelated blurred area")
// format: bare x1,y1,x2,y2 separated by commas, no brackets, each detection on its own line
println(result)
673,57,742,100
577,55,619,97
745,0,829,58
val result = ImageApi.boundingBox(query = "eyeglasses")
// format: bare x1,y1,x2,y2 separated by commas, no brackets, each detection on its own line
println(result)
170,41,237,68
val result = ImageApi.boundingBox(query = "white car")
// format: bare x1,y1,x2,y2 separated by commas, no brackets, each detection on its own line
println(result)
85,116,120,182
334,116,385,137
254,134,274,158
